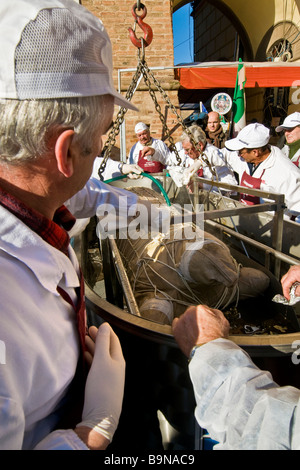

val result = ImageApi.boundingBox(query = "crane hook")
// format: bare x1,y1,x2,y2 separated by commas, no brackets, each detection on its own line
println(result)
128,3,153,49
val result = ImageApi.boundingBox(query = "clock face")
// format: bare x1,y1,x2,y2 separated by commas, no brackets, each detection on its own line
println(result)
211,93,232,115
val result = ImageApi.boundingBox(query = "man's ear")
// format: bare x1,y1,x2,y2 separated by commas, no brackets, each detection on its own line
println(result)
197,142,205,152
55,129,76,178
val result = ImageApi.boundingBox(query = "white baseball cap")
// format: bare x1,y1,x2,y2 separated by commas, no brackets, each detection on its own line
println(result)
275,112,300,132
225,123,270,151
0,0,137,110
135,122,149,134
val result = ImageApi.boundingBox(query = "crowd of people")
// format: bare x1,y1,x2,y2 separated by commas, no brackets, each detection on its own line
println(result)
1,0,300,452
122,116,300,219
89,88,300,222
101,110,300,221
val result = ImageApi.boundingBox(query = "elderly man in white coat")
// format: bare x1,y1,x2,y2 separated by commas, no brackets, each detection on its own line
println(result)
168,125,237,191
276,112,300,168
0,0,146,451
127,122,173,173
222,122,300,219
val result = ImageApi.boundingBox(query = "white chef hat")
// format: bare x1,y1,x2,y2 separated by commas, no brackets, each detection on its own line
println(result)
135,122,149,134
0,0,137,111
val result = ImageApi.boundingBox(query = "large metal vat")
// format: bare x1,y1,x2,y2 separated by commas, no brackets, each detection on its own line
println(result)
78,174,300,450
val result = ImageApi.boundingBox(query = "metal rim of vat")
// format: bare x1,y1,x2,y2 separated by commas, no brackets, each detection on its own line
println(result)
84,282,300,357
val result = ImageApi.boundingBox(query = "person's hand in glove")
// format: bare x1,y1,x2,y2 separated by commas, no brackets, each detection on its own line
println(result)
75,324,125,450
139,146,155,159
182,159,203,185
121,163,143,179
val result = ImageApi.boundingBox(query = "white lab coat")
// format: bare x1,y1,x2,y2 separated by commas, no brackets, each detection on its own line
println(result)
0,179,138,450
189,339,300,450
168,143,237,188
66,175,138,237
281,144,300,168
91,157,124,181
222,146,300,217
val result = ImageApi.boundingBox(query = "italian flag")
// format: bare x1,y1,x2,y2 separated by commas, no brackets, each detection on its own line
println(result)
232,59,247,136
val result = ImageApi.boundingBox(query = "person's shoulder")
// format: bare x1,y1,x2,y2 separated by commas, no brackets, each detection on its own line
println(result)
205,142,227,161
129,141,138,150
271,145,298,166
269,146,300,176
153,138,168,146
206,142,222,153
153,138,171,153
271,144,288,156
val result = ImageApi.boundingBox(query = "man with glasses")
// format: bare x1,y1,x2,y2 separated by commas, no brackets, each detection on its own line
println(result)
223,123,300,219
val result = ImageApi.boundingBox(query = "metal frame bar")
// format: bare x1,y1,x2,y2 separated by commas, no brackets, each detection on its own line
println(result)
192,175,285,255
107,235,141,317
161,173,286,277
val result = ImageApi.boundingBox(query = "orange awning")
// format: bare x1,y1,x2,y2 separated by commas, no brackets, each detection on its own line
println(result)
176,61,300,89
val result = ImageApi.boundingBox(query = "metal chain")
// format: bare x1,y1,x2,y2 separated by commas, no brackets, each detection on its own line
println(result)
98,50,217,179
144,61,217,176
140,58,218,177
98,60,144,178
139,58,181,164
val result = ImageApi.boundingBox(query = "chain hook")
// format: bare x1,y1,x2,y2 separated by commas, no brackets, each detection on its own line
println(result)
128,3,153,49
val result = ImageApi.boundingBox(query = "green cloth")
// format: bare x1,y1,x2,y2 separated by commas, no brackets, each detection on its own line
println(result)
232,59,246,130
287,140,300,159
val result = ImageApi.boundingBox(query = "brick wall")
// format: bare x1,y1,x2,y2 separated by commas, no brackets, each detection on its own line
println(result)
81,0,182,158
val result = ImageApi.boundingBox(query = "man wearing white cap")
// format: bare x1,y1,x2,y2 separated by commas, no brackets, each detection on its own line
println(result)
276,112,300,168
0,0,144,451
127,122,173,172
223,123,300,218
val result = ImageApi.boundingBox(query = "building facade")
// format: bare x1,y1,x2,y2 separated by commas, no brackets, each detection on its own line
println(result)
79,0,300,154
177,0,300,129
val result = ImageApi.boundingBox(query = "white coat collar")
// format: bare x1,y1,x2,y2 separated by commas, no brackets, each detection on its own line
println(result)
0,205,80,294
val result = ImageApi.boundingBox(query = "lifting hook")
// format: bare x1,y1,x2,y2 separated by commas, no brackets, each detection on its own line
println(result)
128,3,153,49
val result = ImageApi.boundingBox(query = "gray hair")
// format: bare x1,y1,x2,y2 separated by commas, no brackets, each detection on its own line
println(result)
0,95,110,164
180,124,207,146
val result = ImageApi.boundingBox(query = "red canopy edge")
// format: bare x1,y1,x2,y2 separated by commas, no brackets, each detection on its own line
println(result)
175,61,300,89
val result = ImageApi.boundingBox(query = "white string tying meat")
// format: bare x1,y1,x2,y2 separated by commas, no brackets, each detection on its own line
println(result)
115,187,269,325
